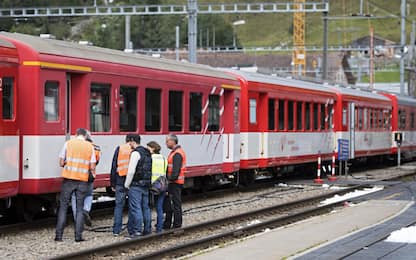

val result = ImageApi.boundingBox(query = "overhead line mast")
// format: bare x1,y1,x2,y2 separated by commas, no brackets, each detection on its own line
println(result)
293,0,306,75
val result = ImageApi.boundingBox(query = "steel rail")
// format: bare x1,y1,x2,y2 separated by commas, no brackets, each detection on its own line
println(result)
51,184,369,260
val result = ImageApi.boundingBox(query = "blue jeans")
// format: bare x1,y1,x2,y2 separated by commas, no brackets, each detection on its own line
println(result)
55,179,88,240
127,185,151,235
112,185,127,235
71,182,93,219
156,192,166,233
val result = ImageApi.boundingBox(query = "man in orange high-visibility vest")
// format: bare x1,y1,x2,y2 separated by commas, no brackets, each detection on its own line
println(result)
110,134,134,236
163,134,186,229
55,128,96,242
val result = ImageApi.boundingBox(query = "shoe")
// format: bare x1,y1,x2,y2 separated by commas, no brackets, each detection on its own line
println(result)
75,238,86,242
54,237,63,242
83,211,92,227
126,232,142,239
113,233,120,237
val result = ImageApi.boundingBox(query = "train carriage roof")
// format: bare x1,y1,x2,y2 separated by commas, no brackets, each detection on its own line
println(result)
0,32,235,80
393,94,416,107
227,69,390,102
226,69,336,94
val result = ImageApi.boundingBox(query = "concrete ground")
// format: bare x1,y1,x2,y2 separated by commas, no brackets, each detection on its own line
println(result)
189,199,413,260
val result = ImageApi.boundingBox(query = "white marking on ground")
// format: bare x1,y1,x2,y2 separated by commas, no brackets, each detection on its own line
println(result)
386,225,416,243
320,186,384,205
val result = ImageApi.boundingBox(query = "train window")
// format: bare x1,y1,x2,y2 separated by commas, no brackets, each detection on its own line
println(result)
249,98,257,124
363,108,368,129
189,92,202,131
119,86,137,132
305,102,311,130
288,101,294,130
169,91,183,131
313,103,318,130
328,104,333,129
399,110,406,130
145,89,161,132
278,100,285,130
358,108,363,130
320,104,326,130
90,84,111,132
411,112,415,129
378,110,383,129
296,102,303,130
342,106,347,127
268,99,275,130
368,108,374,129
2,77,13,120
208,95,220,131
44,81,59,121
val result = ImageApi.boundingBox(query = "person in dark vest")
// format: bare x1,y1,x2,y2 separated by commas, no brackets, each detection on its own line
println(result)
55,128,96,242
124,134,152,237
163,134,186,229
110,134,134,236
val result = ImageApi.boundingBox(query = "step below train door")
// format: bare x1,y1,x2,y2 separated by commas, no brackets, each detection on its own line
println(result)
0,67,19,200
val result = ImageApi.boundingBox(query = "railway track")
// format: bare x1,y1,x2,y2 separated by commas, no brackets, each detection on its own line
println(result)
50,169,416,260
0,180,277,235
51,183,373,260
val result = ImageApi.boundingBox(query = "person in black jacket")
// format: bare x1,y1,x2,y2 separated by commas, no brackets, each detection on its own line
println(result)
110,134,133,236
124,134,153,237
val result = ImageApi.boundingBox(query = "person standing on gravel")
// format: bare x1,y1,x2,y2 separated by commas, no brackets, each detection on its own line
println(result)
164,134,186,229
147,141,168,233
110,134,133,236
124,134,153,237
71,132,101,227
55,128,96,242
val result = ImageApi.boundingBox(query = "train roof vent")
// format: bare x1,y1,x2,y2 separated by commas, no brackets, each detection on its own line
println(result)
39,34,56,39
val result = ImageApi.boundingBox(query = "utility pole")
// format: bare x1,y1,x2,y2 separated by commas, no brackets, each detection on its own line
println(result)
176,26,180,61
124,15,132,51
322,0,328,80
187,0,198,63
369,26,374,89
400,0,406,96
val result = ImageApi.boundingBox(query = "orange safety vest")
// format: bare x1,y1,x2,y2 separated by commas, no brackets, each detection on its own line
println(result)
62,139,94,182
91,143,101,178
167,146,186,185
117,143,132,176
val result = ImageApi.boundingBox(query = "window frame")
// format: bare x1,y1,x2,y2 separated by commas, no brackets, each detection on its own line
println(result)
1,77,14,120
90,83,112,133
119,85,138,132
43,81,60,122
145,88,162,132
189,92,203,132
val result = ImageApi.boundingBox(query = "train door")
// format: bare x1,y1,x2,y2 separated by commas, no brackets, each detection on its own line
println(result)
0,68,19,200
348,102,356,159
65,73,71,140
222,88,240,173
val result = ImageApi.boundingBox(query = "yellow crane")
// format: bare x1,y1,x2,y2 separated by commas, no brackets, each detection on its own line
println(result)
293,0,306,75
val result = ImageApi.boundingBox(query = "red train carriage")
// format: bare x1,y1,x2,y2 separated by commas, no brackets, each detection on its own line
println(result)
227,70,338,181
0,32,240,216
331,87,392,160
381,93,416,160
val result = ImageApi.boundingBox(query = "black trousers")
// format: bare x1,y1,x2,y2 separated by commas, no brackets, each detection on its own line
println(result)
164,183,183,228
55,179,88,240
